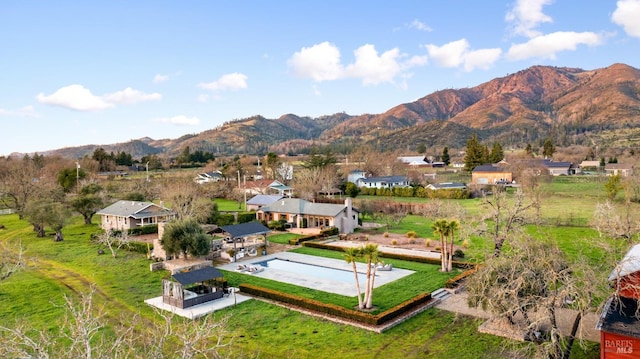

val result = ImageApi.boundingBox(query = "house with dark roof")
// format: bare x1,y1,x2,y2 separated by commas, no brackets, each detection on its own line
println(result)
597,244,640,357
355,175,410,189
471,165,513,185
256,198,359,234
541,159,576,176
96,200,175,231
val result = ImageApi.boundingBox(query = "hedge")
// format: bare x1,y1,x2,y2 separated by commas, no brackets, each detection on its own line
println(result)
239,283,432,326
237,212,257,223
302,241,475,270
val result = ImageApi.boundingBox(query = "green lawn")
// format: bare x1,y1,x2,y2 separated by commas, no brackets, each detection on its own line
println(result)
0,189,605,358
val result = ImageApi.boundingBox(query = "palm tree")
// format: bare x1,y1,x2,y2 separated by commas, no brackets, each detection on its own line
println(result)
446,220,460,272
362,244,381,309
431,219,450,272
343,247,364,309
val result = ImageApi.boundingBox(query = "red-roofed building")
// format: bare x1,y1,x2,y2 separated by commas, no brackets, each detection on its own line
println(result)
597,244,640,358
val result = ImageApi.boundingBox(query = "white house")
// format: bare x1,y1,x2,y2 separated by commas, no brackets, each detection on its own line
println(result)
195,171,224,184
356,175,410,189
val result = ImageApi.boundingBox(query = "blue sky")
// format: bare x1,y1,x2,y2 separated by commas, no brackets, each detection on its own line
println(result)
1,0,639,156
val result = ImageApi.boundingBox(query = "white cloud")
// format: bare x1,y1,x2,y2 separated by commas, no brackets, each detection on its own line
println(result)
36,84,113,111
37,85,162,111
103,87,162,105
505,0,554,38
288,42,426,85
463,48,503,71
426,39,501,72
0,105,37,117
612,0,640,38
345,44,402,85
197,94,210,103
198,72,248,91
506,31,603,61
409,19,432,32
426,39,469,68
288,42,344,81
152,115,200,126
153,74,169,84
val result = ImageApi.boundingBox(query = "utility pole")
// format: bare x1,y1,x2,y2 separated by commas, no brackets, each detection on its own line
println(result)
145,161,150,182
75,161,80,193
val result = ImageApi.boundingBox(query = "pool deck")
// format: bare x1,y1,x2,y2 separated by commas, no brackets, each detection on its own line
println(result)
144,288,252,319
217,252,414,296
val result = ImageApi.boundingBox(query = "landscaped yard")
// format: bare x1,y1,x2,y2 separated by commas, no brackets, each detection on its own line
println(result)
0,179,610,359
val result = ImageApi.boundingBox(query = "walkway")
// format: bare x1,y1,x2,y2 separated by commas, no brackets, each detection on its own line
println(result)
321,239,441,259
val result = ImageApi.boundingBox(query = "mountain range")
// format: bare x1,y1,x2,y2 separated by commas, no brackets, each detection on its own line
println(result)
44,63,640,159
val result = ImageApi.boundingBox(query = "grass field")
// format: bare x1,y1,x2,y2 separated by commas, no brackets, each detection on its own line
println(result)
0,175,621,358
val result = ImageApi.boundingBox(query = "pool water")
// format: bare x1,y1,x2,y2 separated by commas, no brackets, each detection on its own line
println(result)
255,258,367,285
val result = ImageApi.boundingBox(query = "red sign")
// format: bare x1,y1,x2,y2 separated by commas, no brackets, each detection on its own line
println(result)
602,332,640,358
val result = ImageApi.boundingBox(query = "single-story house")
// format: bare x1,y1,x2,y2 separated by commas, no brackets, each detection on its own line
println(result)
471,165,513,185
97,200,175,231
256,198,359,234
605,163,634,177
356,175,410,189
579,160,601,172
542,159,577,176
426,182,467,190
397,156,430,166
243,179,293,197
195,170,224,184
597,243,640,357
246,194,284,211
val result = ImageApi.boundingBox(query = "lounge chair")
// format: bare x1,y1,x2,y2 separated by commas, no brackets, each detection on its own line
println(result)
376,263,393,271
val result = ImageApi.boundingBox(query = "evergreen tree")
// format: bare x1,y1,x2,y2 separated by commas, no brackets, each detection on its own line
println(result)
542,138,555,158
441,147,450,166
464,134,486,171
489,142,504,163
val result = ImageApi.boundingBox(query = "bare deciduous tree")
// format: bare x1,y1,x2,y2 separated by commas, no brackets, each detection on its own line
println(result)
466,236,595,359
95,230,131,259
591,200,638,240
0,289,235,358
482,188,536,257
0,240,26,282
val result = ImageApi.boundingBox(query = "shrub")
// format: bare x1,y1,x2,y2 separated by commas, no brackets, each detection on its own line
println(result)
267,219,286,231
237,212,256,223
462,239,470,248
215,213,235,226
383,232,389,238
390,239,398,246
409,238,416,244
405,230,417,238
453,249,465,258
425,239,432,247
320,226,339,236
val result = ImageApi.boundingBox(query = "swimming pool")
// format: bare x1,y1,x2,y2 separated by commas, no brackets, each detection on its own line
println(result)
255,258,366,285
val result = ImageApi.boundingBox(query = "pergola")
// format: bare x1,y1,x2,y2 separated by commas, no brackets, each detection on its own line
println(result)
221,222,271,261
162,266,226,309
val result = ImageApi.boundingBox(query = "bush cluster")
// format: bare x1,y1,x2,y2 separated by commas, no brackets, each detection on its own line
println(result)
127,241,152,254
358,186,470,199
237,212,257,223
